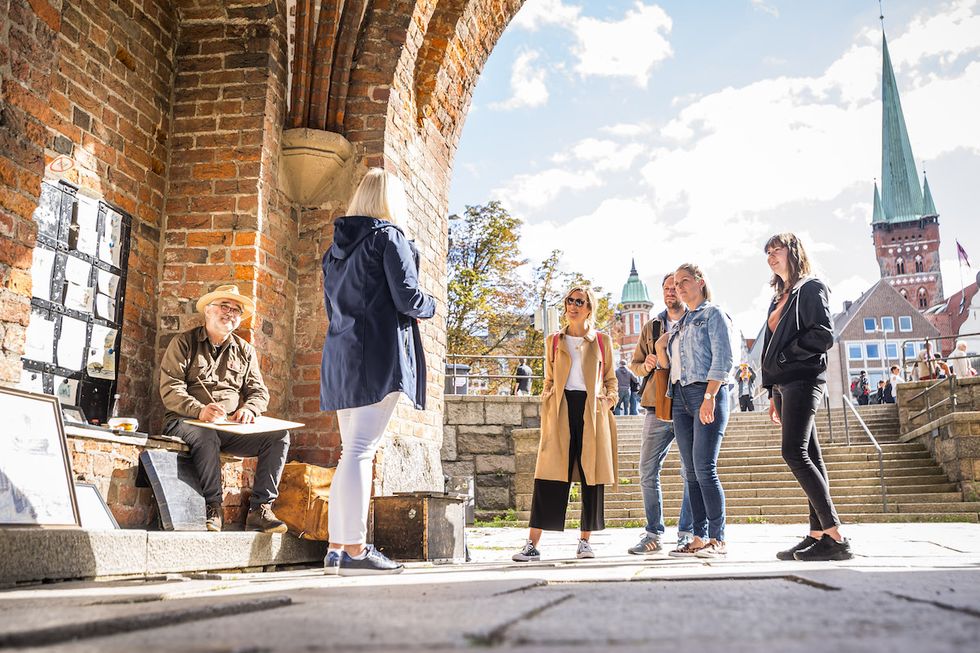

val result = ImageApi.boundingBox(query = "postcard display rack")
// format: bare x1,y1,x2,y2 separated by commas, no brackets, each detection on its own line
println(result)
21,180,132,423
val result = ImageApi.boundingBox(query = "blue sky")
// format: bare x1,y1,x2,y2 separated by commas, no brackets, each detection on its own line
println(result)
447,0,980,339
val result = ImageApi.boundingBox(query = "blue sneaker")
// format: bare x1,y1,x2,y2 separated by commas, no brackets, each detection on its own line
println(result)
324,549,341,575
337,545,404,576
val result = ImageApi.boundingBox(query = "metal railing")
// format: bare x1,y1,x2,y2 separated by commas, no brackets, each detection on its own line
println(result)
898,331,980,381
906,376,958,426
446,353,545,395
841,393,888,513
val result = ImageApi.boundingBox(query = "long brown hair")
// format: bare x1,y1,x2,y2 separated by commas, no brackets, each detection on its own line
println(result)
765,232,812,296
674,263,711,302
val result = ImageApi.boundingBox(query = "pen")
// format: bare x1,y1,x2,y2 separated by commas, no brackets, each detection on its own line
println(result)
195,376,227,420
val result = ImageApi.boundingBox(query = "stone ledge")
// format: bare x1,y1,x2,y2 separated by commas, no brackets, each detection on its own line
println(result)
0,530,326,586
900,411,980,442
444,395,540,404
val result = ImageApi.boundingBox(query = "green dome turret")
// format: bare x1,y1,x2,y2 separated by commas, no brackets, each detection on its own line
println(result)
620,259,652,305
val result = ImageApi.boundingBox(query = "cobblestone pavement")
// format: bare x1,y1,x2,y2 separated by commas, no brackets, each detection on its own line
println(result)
2,524,979,652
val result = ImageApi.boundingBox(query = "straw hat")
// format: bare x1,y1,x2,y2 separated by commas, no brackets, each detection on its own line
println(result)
196,284,255,319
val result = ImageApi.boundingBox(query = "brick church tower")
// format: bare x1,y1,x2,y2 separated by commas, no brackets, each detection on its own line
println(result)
617,260,654,356
871,32,944,310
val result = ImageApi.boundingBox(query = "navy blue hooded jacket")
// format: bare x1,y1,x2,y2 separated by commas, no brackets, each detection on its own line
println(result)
319,217,436,411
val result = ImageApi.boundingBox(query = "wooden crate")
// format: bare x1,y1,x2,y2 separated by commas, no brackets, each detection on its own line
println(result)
371,492,466,562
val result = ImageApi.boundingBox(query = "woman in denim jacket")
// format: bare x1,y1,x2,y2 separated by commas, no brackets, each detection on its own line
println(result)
655,263,734,558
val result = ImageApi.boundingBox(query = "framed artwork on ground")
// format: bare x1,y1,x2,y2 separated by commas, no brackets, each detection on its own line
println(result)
74,482,118,529
0,387,80,528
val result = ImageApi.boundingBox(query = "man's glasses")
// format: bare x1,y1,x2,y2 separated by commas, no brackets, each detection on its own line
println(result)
210,303,244,318
565,297,588,308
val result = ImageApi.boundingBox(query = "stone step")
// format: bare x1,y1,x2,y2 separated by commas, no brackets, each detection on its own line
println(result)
549,501,980,519
511,512,980,527
571,492,965,510
584,484,960,501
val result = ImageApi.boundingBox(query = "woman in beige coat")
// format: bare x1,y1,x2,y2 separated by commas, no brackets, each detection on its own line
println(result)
513,285,618,562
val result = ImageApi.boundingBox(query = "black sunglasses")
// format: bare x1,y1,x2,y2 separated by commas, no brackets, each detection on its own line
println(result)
565,297,588,308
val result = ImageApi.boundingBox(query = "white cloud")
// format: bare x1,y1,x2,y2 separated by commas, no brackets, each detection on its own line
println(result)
491,168,603,212
490,50,549,110
512,0,673,86
751,0,779,18
600,122,655,137
552,138,646,172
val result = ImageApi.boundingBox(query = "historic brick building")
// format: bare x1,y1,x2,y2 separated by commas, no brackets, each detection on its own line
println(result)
615,259,653,359
0,0,528,502
870,32,944,310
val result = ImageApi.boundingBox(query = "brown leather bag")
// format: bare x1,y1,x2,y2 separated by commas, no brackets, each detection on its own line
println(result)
651,368,673,419
272,462,336,541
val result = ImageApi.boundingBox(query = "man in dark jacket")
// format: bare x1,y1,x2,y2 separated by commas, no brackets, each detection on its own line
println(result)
159,285,290,534
737,363,757,411
615,361,637,415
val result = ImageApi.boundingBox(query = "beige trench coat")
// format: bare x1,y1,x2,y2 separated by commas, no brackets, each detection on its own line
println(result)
534,327,619,487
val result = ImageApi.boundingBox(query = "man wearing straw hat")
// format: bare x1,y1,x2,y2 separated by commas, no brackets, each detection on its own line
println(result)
159,284,290,533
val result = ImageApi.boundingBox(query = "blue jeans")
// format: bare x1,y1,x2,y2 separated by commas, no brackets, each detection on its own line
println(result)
639,413,694,537
671,382,730,541
614,389,630,415
628,391,639,415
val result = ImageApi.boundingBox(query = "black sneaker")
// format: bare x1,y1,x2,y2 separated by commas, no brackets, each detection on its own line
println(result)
793,534,854,561
205,503,223,532
512,539,541,562
776,536,819,561
245,503,288,533
337,545,404,576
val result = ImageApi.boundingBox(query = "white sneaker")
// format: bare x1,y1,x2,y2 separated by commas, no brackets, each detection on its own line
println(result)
576,538,595,559
512,539,541,562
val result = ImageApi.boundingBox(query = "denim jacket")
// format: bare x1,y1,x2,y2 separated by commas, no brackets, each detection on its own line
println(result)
666,300,735,393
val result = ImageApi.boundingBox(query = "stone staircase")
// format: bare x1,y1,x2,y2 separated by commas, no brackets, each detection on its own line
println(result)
515,404,980,526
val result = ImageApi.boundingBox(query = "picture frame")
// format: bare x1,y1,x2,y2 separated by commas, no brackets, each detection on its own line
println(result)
74,482,118,530
61,404,87,425
0,387,80,528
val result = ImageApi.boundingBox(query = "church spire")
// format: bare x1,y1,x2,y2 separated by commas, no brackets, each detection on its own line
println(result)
872,181,885,224
880,32,925,222
922,171,937,216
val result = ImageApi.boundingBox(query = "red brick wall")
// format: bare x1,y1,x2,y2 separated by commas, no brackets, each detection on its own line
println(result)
873,219,944,309
0,0,63,383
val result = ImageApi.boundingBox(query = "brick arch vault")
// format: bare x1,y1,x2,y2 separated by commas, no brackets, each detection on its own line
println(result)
0,0,525,493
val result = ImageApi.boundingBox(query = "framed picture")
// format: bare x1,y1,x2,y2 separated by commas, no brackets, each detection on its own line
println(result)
0,387,80,528
74,482,118,530
61,404,87,425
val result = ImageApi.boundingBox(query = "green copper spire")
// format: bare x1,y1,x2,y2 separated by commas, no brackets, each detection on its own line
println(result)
872,182,885,224
880,33,925,222
620,259,652,304
922,171,937,216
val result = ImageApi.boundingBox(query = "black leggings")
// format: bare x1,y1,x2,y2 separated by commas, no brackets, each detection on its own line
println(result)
529,390,605,532
774,380,841,532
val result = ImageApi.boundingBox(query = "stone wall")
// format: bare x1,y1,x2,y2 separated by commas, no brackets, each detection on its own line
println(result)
442,395,539,514
898,377,980,500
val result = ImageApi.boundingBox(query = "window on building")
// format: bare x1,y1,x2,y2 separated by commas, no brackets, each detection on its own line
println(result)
900,288,909,300
904,343,916,358
918,287,928,309
914,255,924,273
623,316,630,336
632,313,642,335
866,343,881,359
886,343,899,359
896,257,906,274
848,344,863,360
881,316,895,332
863,317,876,333
899,315,913,331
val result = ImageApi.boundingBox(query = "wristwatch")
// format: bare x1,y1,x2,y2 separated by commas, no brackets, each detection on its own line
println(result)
703,392,714,400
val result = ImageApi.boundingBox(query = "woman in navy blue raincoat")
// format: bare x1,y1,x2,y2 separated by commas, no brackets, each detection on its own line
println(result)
320,169,436,576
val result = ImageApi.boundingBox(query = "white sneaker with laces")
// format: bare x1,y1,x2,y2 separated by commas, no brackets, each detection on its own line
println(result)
576,538,595,559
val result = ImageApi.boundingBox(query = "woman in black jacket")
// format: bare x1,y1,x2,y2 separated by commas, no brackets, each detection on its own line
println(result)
762,233,852,561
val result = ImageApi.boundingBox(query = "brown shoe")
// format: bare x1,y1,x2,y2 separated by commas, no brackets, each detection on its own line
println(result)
205,503,223,532
668,536,706,558
246,503,288,533
695,539,727,558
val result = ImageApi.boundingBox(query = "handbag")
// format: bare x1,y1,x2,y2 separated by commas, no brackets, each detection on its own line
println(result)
651,367,672,419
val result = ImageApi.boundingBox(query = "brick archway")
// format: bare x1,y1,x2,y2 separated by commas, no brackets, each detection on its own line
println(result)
0,0,524,492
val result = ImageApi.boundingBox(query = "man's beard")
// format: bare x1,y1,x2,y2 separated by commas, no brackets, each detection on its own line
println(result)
665,299,683,312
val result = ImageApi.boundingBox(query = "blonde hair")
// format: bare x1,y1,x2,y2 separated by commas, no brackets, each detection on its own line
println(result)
561,285,598,330
675,263,711,302
764,232,813,296
346,168,408,225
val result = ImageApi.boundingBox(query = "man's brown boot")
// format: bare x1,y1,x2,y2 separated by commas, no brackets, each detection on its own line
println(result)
205,503,223,532
246,503,288,533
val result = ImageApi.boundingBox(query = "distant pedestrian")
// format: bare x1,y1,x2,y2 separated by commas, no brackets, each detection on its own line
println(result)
870,380,885,404
948,341,976,378
856,371,870,405
761,233,852,562
513,285,618,563
737,363,757,411
914,342,937,380
934,353,951,379
656,263,734,559
514,359,533,396
320,169,437,576
628,373,640,415
882,377,895,404
614,360,637,415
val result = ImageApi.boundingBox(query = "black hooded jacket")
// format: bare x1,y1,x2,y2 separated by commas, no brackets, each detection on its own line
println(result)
761,277,835,390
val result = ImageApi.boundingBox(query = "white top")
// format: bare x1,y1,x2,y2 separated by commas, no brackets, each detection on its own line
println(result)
949,349,973,377
669,328,682,385
563,336,588,391
889,372,903,388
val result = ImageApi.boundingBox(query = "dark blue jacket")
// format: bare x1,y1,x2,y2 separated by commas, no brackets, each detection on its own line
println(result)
319,217,436,411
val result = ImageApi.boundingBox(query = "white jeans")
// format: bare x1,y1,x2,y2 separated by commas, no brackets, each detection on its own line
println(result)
328,392,401,544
